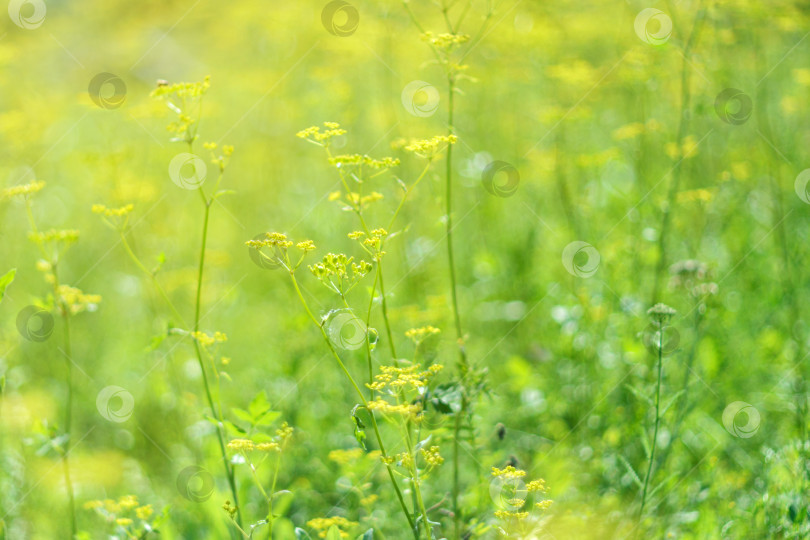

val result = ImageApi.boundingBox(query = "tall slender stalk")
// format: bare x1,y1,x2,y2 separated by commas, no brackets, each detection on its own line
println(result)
191,185,242,529
288,272,420,538
639,328,664,518
61,310,76,538
651,2,706,302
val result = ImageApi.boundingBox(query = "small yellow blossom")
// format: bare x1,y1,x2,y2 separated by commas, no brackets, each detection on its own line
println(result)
0,180,45,200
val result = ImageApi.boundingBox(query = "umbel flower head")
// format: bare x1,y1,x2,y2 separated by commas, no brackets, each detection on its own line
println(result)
647,303,676,327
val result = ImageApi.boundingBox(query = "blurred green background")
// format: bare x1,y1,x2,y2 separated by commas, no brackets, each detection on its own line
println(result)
2,0,810,538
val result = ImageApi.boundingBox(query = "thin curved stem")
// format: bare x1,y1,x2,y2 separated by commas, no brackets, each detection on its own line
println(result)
640,329,664,518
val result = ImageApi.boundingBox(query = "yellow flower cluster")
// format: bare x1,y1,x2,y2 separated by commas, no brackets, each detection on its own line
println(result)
309,253,372,294
665,135,699,160
492,466,526,479
58,285,101,315
151,75,211,99
367,399,421,417
329,190,385,208
92,203,134,217
328,447,365,464
246,232,294,250
421,31,470,48
366,364,443,393
84,494,152,521
421,446,444,467
276,421,294,440
405,325,441,345
296,240,317,252
306,516,358,538
329,154,399,169
29,229,80,245
227,438,281,452
494,510,529,520
297,122,347,146
1,180,45,200
491,466,553,520
403,134,458,158
191,331,227,347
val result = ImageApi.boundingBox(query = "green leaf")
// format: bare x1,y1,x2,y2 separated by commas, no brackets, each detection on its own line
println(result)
617,454,643,490
294,528,313,540
231,407,255,425
430,383,463,414
0,268,15,303
659,389,687,418
351,405,367,450
248,390,272,418
326,525,342,540
356,529,373,540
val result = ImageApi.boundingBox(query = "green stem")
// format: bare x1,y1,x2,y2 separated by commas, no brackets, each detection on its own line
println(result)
119,233,187,325
288,272,418,537
639,329,664,518
192,195,242,530
62,311,76,538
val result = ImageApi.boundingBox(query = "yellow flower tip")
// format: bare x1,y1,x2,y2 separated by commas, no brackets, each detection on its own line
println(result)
323,121,341,129
328,448,365,464
491,466,527,479
405,326,441,344
135,504,153,519
227,438,255,452
347,231,364,239
256,442,281,452
275,421,294,440
203,142,217,150
1,180,46,200
536,500,553,510
494,510,529,520
116,518,133,526
296,240,317,252
92,203,134,217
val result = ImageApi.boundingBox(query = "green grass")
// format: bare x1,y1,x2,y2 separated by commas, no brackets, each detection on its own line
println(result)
1,0,810,538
